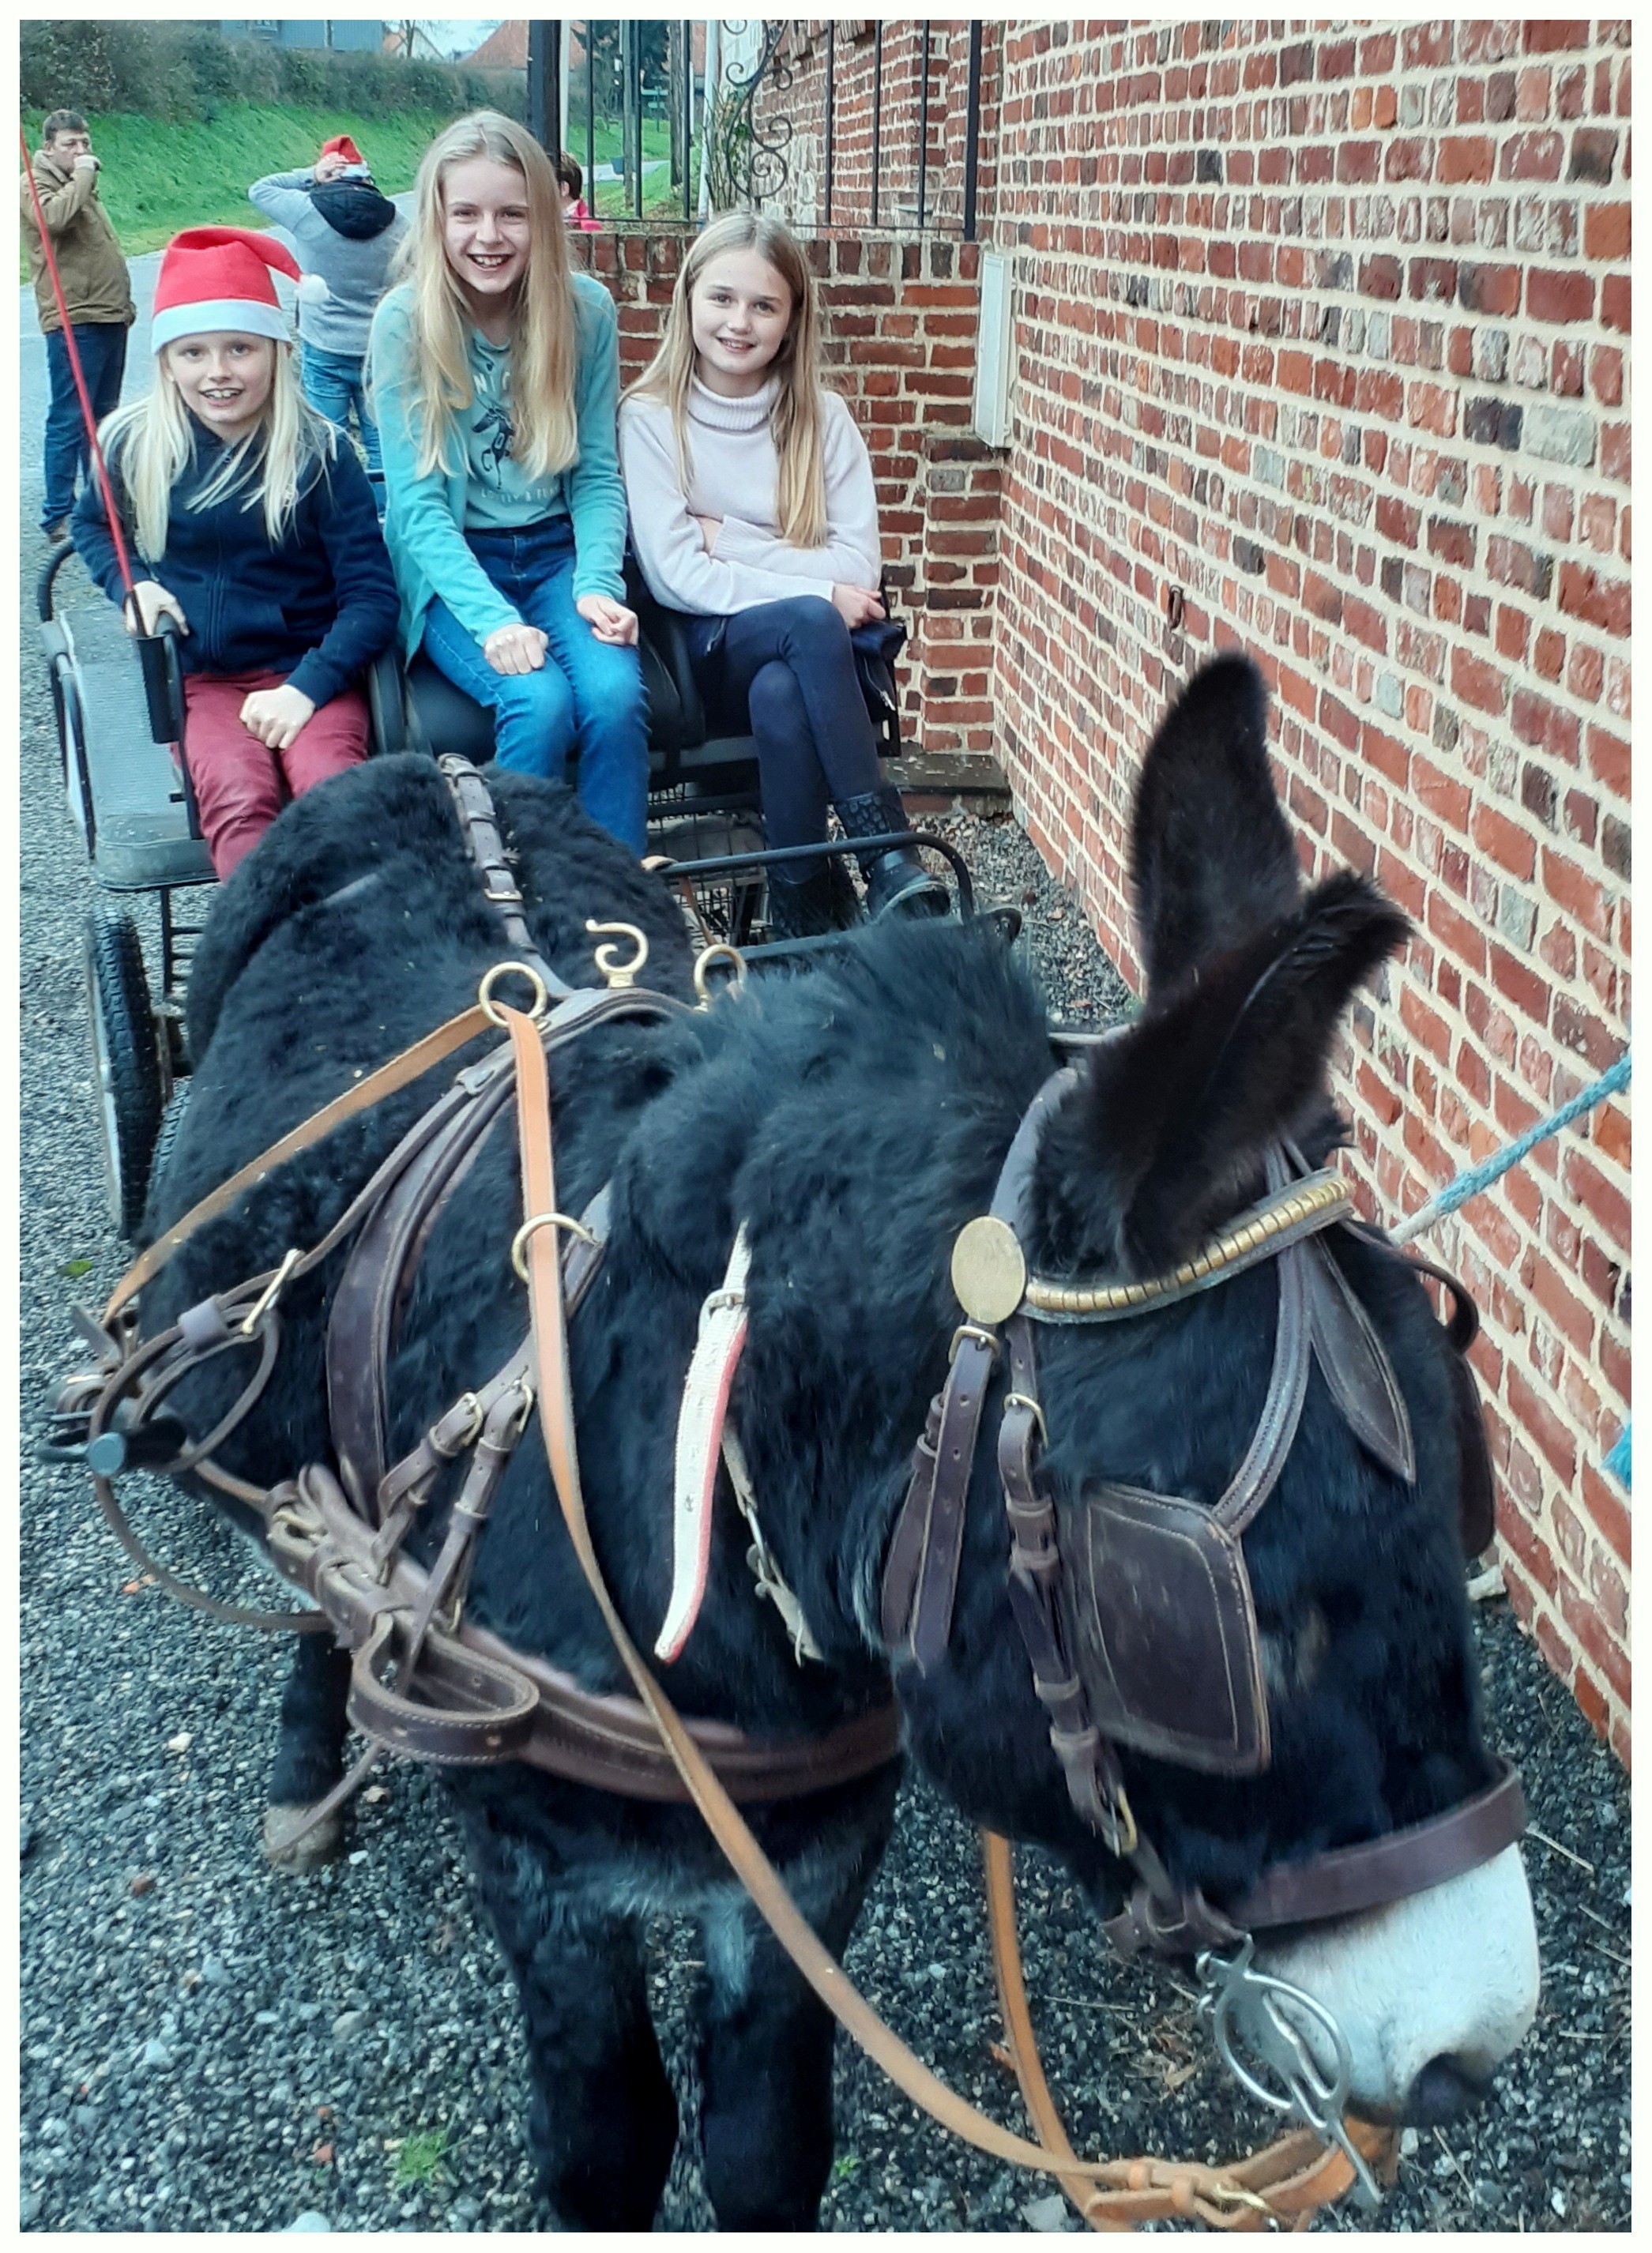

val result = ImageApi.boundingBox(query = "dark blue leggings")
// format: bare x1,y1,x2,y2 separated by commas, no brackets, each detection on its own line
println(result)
687,596,882,867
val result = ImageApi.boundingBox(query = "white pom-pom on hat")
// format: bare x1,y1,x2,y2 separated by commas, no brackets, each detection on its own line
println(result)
296,273,331,305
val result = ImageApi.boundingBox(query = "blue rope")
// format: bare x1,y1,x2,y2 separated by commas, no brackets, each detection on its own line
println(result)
1604,1424,1631,1491
1393,1050,1631,1244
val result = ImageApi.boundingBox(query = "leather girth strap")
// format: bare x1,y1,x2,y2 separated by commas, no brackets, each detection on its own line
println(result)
499,1002,1374,2222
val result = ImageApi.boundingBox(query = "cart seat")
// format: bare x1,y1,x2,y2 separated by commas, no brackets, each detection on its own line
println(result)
401,627,764,796
68,652,215,890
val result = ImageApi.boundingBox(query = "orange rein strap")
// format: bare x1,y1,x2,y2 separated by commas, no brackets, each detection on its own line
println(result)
982,1832,1397,2230
503,1001,1389,2221
103,1002,495,1323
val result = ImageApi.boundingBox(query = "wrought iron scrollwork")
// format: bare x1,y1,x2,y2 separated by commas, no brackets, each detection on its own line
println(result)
708,20,794,208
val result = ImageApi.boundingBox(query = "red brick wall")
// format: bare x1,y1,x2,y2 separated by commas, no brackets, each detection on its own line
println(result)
752,19,1632,1760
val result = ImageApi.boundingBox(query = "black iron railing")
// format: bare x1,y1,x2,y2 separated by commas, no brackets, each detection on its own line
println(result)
525,20,984,238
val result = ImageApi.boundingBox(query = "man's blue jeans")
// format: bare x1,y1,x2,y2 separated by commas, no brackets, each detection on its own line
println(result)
420,517,650,856
299,340,382,478
43,321,127,530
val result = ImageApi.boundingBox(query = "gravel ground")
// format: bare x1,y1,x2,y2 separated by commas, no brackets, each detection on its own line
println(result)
19,545,1628,2232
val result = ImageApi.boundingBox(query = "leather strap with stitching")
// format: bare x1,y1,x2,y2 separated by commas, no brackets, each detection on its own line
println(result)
437,754,570,1002
106,1002,500,1322
501,999,1384,2211
982,1833,1398,2231
882,1068,1079,1667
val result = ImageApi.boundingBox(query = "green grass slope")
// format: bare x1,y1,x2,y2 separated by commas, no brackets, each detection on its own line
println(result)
21,104,453,259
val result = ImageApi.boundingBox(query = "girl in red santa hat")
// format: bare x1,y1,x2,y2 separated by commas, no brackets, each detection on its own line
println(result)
73,225,399,878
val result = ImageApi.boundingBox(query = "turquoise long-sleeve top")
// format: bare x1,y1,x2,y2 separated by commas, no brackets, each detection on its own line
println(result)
367,272,628,655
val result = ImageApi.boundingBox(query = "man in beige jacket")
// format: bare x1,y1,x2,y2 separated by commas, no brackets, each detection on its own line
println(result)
21,108,135,540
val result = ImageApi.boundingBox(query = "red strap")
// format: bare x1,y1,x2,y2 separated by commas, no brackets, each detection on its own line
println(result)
20,127,136,596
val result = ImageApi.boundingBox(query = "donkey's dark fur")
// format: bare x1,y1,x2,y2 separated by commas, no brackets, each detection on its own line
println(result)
140,667,1495,2229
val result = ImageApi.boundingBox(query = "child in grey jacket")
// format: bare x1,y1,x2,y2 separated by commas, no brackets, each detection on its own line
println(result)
249,135,406,476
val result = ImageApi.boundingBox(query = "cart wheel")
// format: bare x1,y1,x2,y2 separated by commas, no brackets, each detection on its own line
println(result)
84,909,163,1239
147,1080,193,1218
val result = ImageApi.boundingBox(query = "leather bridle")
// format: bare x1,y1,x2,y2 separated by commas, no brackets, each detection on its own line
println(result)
879,1061,1525,2187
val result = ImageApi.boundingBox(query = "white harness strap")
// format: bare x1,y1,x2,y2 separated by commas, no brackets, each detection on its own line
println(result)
657,1228,822,1666
657,1228,753,1661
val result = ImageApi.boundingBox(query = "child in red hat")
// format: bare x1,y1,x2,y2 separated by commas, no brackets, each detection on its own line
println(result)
72,226,399,878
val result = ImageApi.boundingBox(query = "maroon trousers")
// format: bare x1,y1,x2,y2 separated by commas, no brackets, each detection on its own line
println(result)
181,668,369,878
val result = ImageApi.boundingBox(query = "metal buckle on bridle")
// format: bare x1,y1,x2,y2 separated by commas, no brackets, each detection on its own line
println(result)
1195,1935,1382,2211
948,1320,1000,1365
1002,1389,1047,1442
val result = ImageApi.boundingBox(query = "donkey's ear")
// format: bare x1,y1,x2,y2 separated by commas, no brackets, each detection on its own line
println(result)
1131,653,1302,994
1035,872,1409,1277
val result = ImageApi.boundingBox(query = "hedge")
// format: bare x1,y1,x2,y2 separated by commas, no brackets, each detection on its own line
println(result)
21,21,525,128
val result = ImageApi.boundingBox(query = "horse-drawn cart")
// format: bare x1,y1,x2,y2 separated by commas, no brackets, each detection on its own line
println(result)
38,544,981,1238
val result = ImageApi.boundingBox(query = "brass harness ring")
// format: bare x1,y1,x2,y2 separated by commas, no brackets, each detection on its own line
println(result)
693,943,748,1004
478,960,551,1026
511,1210,600,1283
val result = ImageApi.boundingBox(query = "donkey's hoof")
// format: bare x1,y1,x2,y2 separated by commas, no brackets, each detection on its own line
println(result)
262,1804,344,1875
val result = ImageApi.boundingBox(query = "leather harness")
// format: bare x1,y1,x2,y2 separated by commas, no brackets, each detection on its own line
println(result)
63,759,900,1805
53,760,1527,2227
882,1060,1524,1964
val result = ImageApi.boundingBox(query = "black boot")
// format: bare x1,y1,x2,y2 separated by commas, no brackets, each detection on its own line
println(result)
765,863,840,940
833,788,950,920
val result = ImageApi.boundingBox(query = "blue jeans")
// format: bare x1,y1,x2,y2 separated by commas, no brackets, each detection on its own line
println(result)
300,340,382,478
420,517,649,855
43,321,127,529
686,596,882,870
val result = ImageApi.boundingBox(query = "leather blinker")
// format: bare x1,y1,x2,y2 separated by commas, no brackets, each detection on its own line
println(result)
1062,1481,1271,1775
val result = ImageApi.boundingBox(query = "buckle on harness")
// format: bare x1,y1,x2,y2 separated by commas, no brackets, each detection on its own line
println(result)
948,1321,1001,1366
1196,1935,1381,2210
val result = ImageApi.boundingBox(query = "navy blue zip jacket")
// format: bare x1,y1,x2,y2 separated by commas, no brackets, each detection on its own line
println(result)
72,419,398,711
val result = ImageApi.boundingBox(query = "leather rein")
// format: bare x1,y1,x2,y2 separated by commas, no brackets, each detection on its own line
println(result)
51,764,1512,2228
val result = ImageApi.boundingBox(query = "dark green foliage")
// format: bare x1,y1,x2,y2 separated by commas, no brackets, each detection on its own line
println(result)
21,20,524,128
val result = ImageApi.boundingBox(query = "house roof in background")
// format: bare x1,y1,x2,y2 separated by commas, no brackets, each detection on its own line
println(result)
462,18,525,68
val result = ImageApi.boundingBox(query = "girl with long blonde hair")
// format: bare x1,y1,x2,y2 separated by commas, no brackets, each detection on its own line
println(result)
620,211,945,932
73,227,397,878
367,111,649,853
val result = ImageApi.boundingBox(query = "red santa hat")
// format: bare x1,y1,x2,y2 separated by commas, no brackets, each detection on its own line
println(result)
149,226,327,353
320,133,374,182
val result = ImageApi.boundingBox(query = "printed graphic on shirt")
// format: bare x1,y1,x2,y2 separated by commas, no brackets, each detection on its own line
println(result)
474,396,513,480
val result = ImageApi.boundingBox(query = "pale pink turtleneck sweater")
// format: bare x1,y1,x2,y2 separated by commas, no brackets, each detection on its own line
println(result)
618,374,882,616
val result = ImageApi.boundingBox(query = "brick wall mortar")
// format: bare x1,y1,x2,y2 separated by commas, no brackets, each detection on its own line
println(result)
755,17,1631,1762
